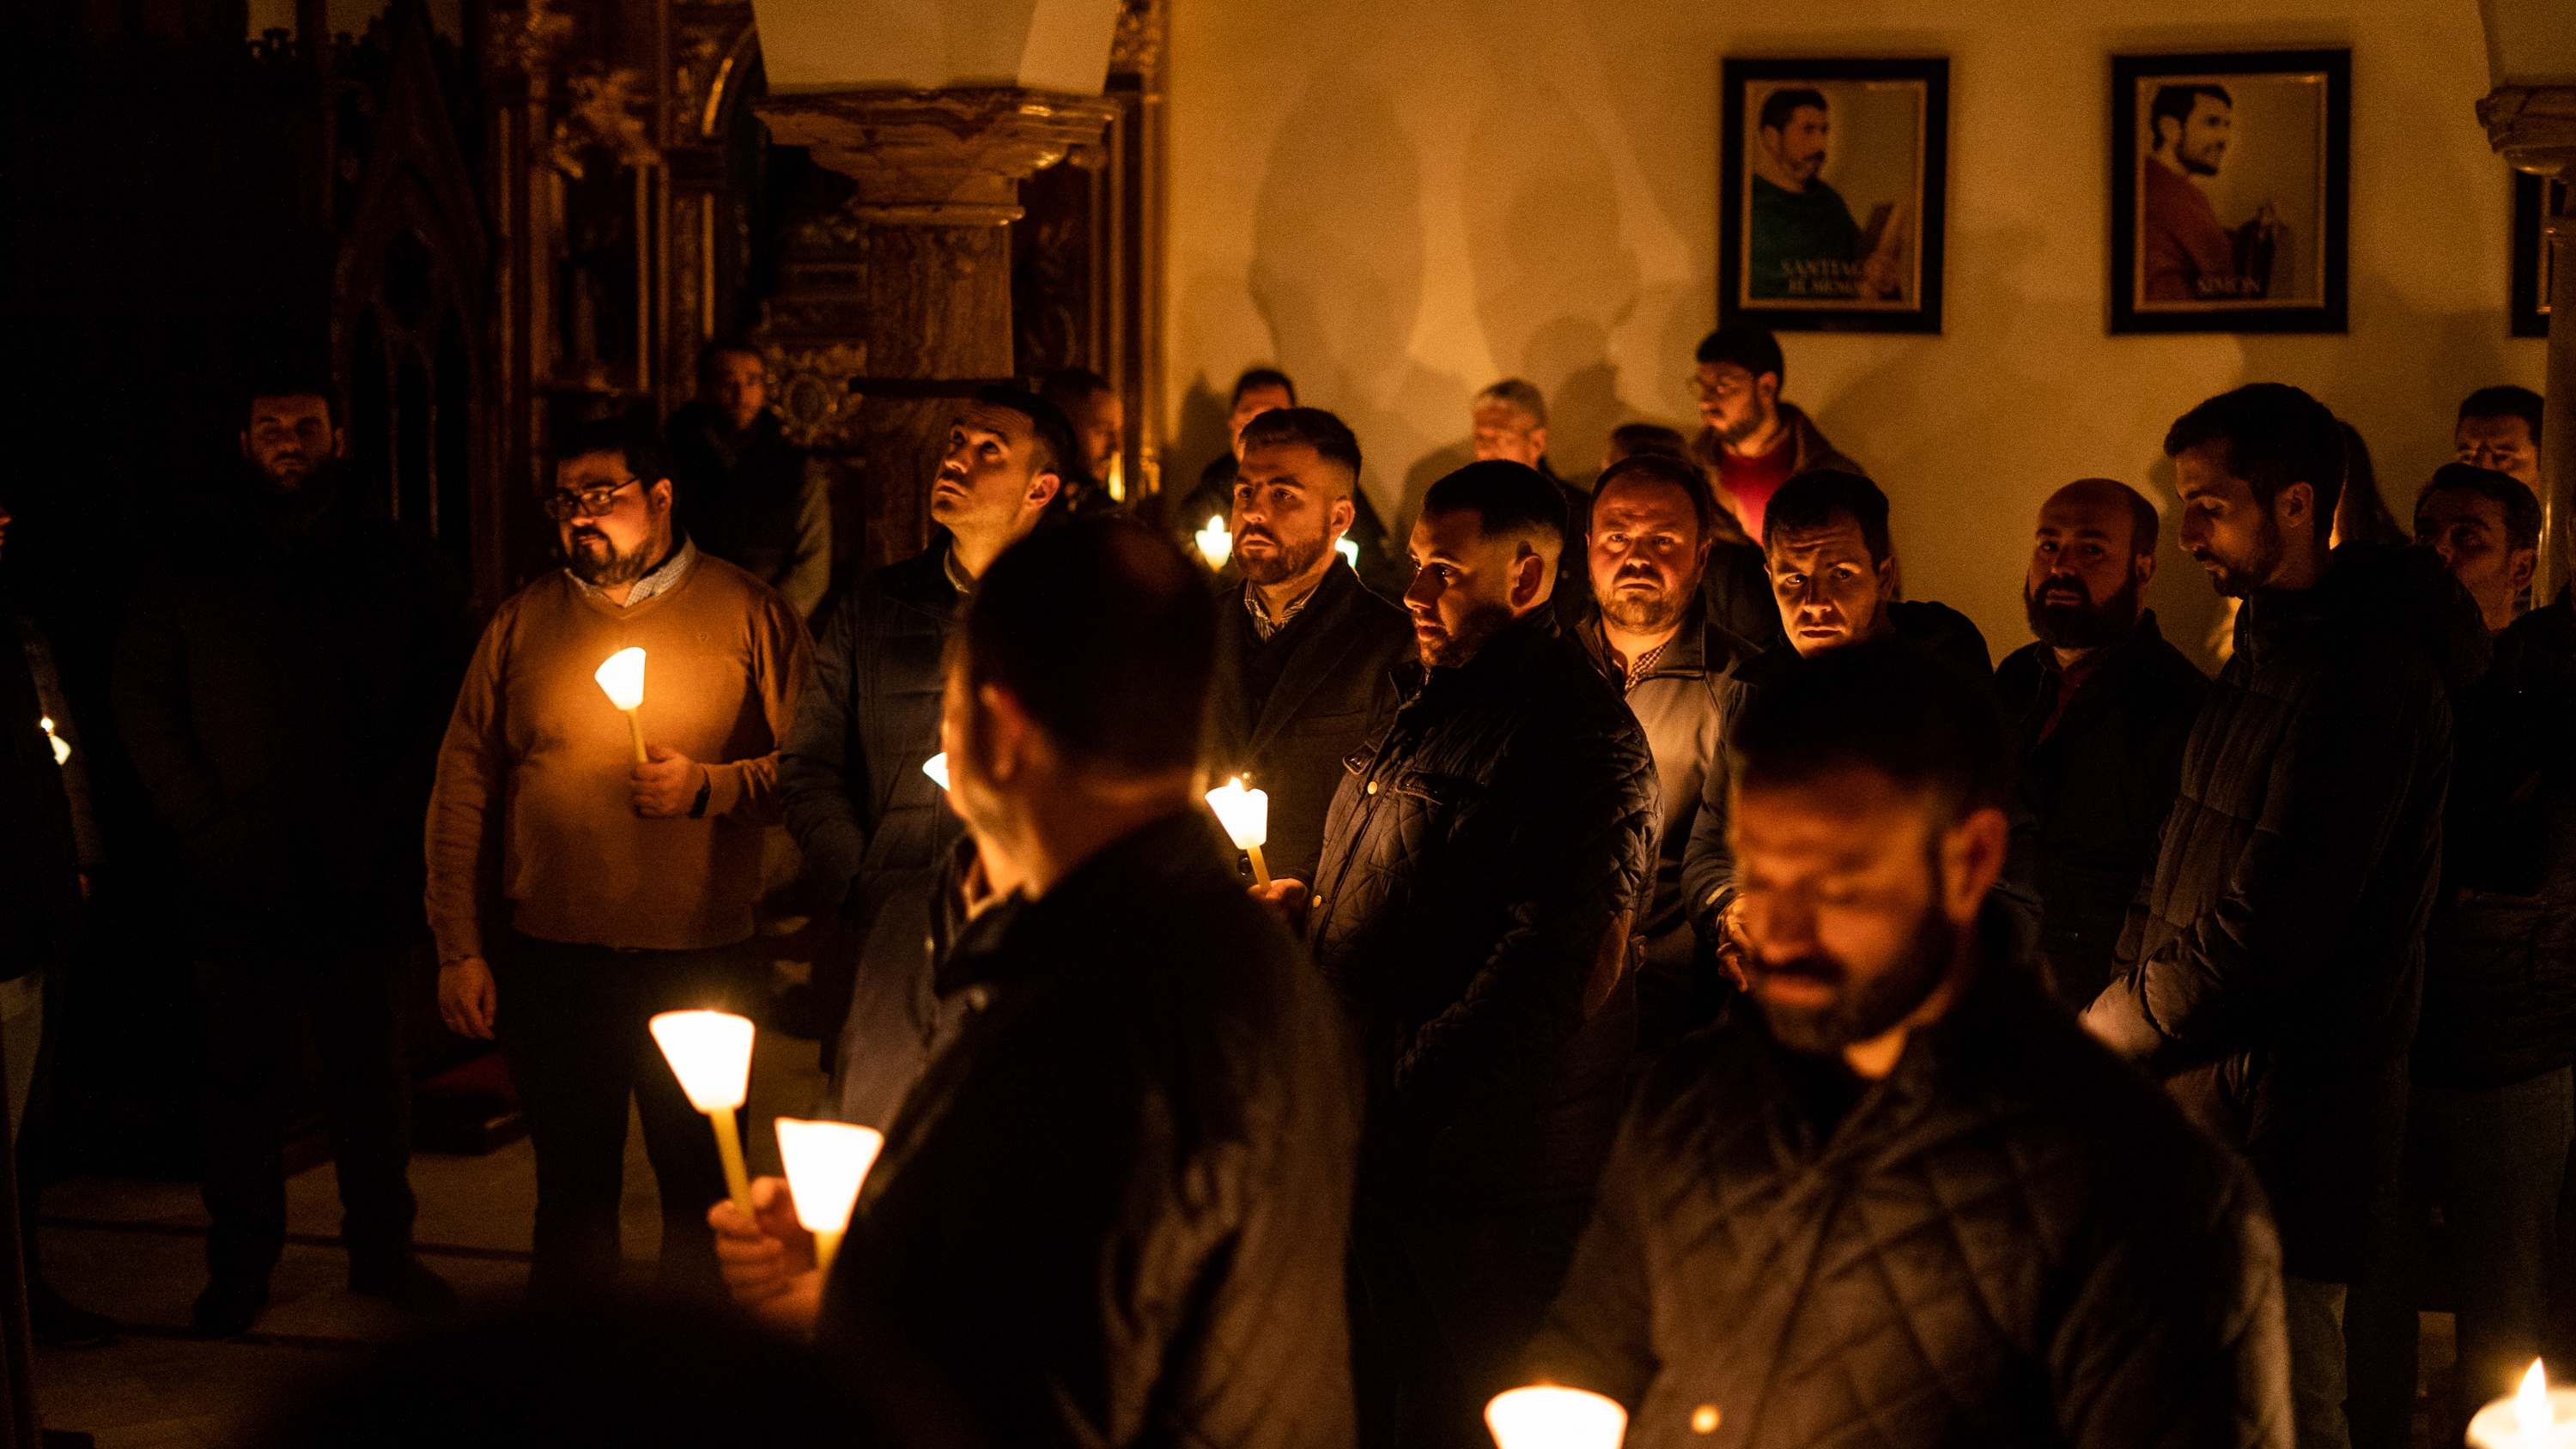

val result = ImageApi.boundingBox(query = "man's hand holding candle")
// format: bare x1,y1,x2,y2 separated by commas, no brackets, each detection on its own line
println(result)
629,743,706,817
1251,876,1309,931
708,1176,825,1337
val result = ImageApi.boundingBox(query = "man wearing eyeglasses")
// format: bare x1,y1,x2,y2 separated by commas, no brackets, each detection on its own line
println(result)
1682,322,1864,544
425,414,812,1305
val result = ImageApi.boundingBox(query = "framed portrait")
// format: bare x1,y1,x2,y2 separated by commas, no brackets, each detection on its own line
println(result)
2512,170,2561,338
2110,49,2349,334
1719,58,1948,334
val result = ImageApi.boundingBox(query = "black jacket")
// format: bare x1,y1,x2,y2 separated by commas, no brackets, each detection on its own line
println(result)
667,401,832,617
820,812,1361,1449
1177,456,1410,601
2087,544,2488,1282
2415,595,2576,1088
1992,611,2208,1008
1207,561,1415,886
779,540,968,926
1703,536,1783,652
1308,608,1658,1205
112,471,471,949
1532,928,2292,1449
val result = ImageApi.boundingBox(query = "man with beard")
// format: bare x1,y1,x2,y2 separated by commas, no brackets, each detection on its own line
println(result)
1992,479,2206,1008
666,342,833,619
2141,85,2277,302
116,375,468,1336
427,415,812,1304
1205,407,1413,887
2085,384,2488,1449
1268,459,1657,1449
1530,641,2292,1448
1037,367,1126,514
710,520,1363,1449
1574,456,1763,1050
1174,367,1404,598
1682,323,1863,545
779,386,1070,1098
1747,88,1905,301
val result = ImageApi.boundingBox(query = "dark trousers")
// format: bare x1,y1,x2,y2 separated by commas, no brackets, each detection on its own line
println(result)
192,938,416,1281
1350,1192,1595,1449
492,931,756,1305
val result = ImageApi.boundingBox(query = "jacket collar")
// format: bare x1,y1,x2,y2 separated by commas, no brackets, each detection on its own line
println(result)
2030,608,2168,686
1577,588,1720,685
936,810,1228,997
1421,604,1559,698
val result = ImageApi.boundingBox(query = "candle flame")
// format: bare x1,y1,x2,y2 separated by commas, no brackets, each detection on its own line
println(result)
1337,537,1359,569
2521,1359,2551,1439
1194,515,1232,570
1485,1385,1628,1449
1206,776,1269,850
775,1118,886,1236
922,753,950,791
648,1009,755,1113
594,646,647,712
38,716,69,767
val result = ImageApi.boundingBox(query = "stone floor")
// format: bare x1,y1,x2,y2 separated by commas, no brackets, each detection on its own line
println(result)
25,1038,830,1448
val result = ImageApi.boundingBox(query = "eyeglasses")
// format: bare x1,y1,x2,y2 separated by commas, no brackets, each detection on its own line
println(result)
1684,371,1755,403
541,477,643,521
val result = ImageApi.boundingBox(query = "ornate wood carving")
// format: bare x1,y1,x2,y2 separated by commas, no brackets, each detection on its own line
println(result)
757,87,1121,225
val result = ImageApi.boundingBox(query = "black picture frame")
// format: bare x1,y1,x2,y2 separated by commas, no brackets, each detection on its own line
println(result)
2512,170,2559,339
2109,48,2349,334
1719,57,1947,334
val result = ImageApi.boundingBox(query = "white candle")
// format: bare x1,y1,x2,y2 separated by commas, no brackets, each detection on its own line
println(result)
1205,777,1272,887
648,1009,756,1215
1194,515,1232,570
594,646,648,762
2468,1360,2576,1448
774,1118,885,1278
1485,1385,1628,1449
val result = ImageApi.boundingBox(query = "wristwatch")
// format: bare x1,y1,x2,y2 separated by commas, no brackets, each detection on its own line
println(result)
689,767,713,819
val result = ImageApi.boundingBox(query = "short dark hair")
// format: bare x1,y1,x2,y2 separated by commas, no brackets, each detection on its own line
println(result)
694,338,763,391
1730,639,2014,830
1759,87,1829,134
1593,454,1720,543
1420,459,1564,552
2150,84,2232,139
1039,367,1115,412
556,414,675,489
243,367,338,426
1474,379,1547,428
1230,367,1297,408
1695,321,1785,387
1237,407,1364,491
970,384,1080,484
2458,384,2544,444
963,518,1215,777
2163,383,2345,529
1764,468,1891,563
2417,463,2544,551
1607,421,1688,462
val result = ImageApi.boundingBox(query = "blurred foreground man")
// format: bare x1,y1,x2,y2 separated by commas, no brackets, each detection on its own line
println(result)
667,343,833,619
427,415,811,1304
118,376,466,1337
1533,642,2292,1448
1279,460,1656,1449
2348,465,2573,1447
2085,385,2487,1449
1991,479,2205,1008
714,520,1361,1449
1206,408,1413,885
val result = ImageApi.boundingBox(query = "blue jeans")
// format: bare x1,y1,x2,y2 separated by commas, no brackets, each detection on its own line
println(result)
2347,1067,2574,1449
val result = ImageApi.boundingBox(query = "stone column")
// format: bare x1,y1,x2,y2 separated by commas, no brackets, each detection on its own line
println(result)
758,87,1118,568
2479,84,2576,602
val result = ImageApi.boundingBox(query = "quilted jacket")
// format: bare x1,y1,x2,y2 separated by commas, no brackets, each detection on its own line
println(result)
820,811,1363,1449
1532,932,2293,1449
2087,544,2489,1282
1308,607,1659,1207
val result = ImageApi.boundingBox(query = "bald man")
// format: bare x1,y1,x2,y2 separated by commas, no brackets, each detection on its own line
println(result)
1992,480,2208,1008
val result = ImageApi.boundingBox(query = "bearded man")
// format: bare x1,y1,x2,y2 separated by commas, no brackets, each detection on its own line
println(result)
1990,479,2206,1008
1204,408,1413,885
1529,640,2292,1449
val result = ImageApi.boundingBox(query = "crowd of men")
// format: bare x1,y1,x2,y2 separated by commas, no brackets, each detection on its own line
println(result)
0,319,2567,1449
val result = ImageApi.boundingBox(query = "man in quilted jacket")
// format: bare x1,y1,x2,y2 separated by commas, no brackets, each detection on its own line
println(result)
2085,385,2488,1449
1534,640,2293,1448
1268,459,1659,1449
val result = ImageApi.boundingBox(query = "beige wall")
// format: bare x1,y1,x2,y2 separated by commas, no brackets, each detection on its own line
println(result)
1163,0,2547,667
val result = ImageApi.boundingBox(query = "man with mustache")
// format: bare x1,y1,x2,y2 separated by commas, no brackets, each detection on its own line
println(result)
779,386,1071,1106
1747,87,1905,301
427,414,812,1305
1991,479,2206,1008
2085,384,2488,1449
1574,455,1762,1050
117,374,469,1337
1205,408,1413,888
1271,459,1657,1449
1531,641,2292,1448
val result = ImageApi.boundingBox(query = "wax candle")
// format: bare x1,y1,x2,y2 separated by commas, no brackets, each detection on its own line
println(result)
1206,777,1272,887
648,1009,756,1216
774,1118,885,1278
1194,515,1232,570
594,646,648,762
2468,1360,2576,1448
1484,1385,1628,1449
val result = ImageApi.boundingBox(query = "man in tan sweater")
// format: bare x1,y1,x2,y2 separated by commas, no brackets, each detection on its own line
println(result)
427,415,811,1303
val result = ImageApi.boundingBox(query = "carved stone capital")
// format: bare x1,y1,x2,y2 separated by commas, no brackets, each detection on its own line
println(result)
2477,85,2576,178
757,87,1121,225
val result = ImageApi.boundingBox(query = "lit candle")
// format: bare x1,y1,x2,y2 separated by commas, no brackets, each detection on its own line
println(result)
773,1118,885,1278
1485,1385,1628,1449
1336,537,1359,570
1194,514,1232,570
2468,1359,2576,1448
647,1009,756,1216
1205,777,1272,888
38,716,69,767
922,752,950,791
594,646,648,762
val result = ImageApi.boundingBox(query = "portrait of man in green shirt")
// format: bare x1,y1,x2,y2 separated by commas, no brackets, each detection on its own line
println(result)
1747,86,1908,304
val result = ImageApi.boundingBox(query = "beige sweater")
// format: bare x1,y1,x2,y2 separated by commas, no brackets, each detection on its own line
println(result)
425,555,812,958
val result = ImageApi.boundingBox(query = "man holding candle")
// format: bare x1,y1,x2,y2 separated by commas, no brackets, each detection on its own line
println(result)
713,519,1363,1449
1531,643,2293,1447
1206,407,1414,888
1270,460,1657,1449
426,415,811,1305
